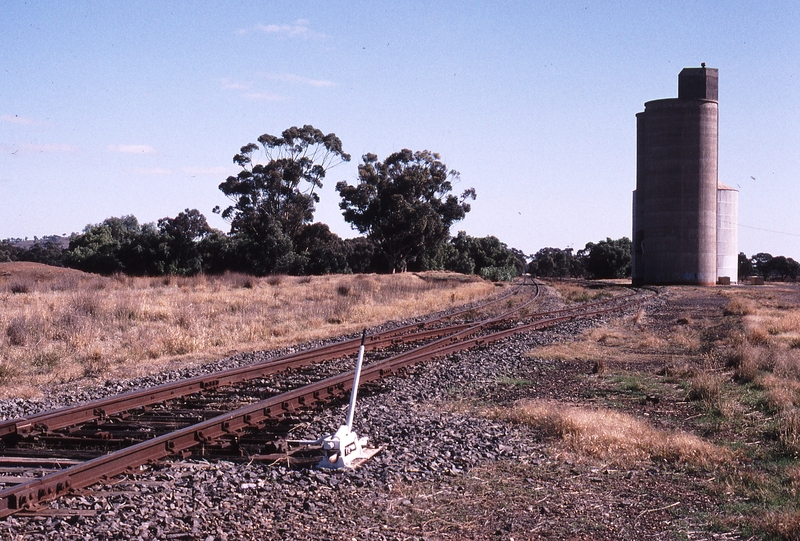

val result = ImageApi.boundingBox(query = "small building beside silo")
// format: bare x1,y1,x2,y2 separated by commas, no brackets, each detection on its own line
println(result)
717,183,739,284
632,66,736,286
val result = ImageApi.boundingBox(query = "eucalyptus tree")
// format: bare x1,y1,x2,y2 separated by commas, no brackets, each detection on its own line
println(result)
214,125,350,274
579,237,632,279
157,209,214,276
336,149,475,273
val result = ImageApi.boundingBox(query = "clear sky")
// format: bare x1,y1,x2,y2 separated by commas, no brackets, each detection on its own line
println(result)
2,1,799,260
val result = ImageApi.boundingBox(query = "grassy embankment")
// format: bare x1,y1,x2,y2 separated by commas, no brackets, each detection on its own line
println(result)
0,262,497,399
370,281,800,538
499,281,800,538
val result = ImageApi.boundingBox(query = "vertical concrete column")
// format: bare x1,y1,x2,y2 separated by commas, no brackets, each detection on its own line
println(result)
717,184,739,283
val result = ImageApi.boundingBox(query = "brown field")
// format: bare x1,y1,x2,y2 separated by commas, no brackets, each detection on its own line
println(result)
0,262,497,398
383,281,800,538
487,281,800,539
487,398,731,468
5,265,800,537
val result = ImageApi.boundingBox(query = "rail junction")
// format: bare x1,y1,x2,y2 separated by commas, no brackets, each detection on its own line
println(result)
0,280,654,518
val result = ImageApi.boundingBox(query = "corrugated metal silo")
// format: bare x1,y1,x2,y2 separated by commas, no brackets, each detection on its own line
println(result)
633,67,719,286
717,183,739,283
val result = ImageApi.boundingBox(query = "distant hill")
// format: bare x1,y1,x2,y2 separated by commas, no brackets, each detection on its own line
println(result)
6,235,72,250
0,261,89,281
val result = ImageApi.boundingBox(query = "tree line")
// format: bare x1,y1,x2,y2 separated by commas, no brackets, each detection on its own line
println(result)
739,252,800,282
4,124,735,282
0,214,528,280
526,237,632,279
525,245,800,282
1,125,525,279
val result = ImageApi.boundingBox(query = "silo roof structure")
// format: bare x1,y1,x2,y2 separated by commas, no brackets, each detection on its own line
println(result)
632,67,720,286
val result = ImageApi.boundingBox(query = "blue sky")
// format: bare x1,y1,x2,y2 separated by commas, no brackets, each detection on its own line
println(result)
2,1,799,260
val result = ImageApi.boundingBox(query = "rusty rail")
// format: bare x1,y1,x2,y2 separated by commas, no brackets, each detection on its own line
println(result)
0,283,653,517
0,281,529,439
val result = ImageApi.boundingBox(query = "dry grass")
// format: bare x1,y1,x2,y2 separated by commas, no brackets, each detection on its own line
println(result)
724,342,786,384
761,374,800,412
525,309,682,366
529,284,710,371
486,399,729,468
525,282,666,366
718,288,800,459
759,509,800,541
545,280,615,303
778,408,800,456
687,371,725,407
508,283,800,537
0,263,496,398
721,287,800,350
723,297,755,316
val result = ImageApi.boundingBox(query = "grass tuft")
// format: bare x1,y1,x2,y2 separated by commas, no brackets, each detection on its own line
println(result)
687,371,725,407
724,298,754,316
0,362,15,384
337,284,351,297
221,272,259,288
5,317,30,346
658,361,697,381
9,280,33,294
778,409,800,457
761,375,800,413
31,347,66,374
726,344,770,383
488,399,730,468
759,509,800,541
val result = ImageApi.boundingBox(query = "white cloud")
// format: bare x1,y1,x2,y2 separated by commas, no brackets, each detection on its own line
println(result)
180,166,228,176
220,78,250,90
221,72,334,104
1,114,42,126
132,167,172,175
17,143,79,153
242,92,285,101
107,144,157,154
267,73,336,88
238,19,325,39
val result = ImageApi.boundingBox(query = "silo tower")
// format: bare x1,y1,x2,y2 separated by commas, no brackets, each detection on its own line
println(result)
717,182,739,284
632,66,720,286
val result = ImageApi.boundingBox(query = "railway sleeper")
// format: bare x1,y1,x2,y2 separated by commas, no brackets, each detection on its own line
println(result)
0,283,657,517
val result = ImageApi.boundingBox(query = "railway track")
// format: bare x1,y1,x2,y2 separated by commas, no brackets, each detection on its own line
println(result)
0,280,654,518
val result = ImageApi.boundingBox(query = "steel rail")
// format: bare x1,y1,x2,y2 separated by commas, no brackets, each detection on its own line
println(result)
0,284,655,517
0,281,529,439
1,283,636,444
1,278,628,440
0,284,533,514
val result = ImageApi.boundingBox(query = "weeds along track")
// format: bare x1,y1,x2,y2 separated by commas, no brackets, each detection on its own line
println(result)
0,281,654,518
0,280,529,438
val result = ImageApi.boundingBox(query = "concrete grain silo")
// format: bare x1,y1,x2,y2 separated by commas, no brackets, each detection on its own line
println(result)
717,183,739,283
632,66,720,286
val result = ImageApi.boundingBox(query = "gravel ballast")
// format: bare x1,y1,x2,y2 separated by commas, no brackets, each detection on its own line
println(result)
0,292,729,540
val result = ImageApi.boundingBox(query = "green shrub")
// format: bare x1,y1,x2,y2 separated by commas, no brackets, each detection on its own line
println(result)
479,265,516,282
